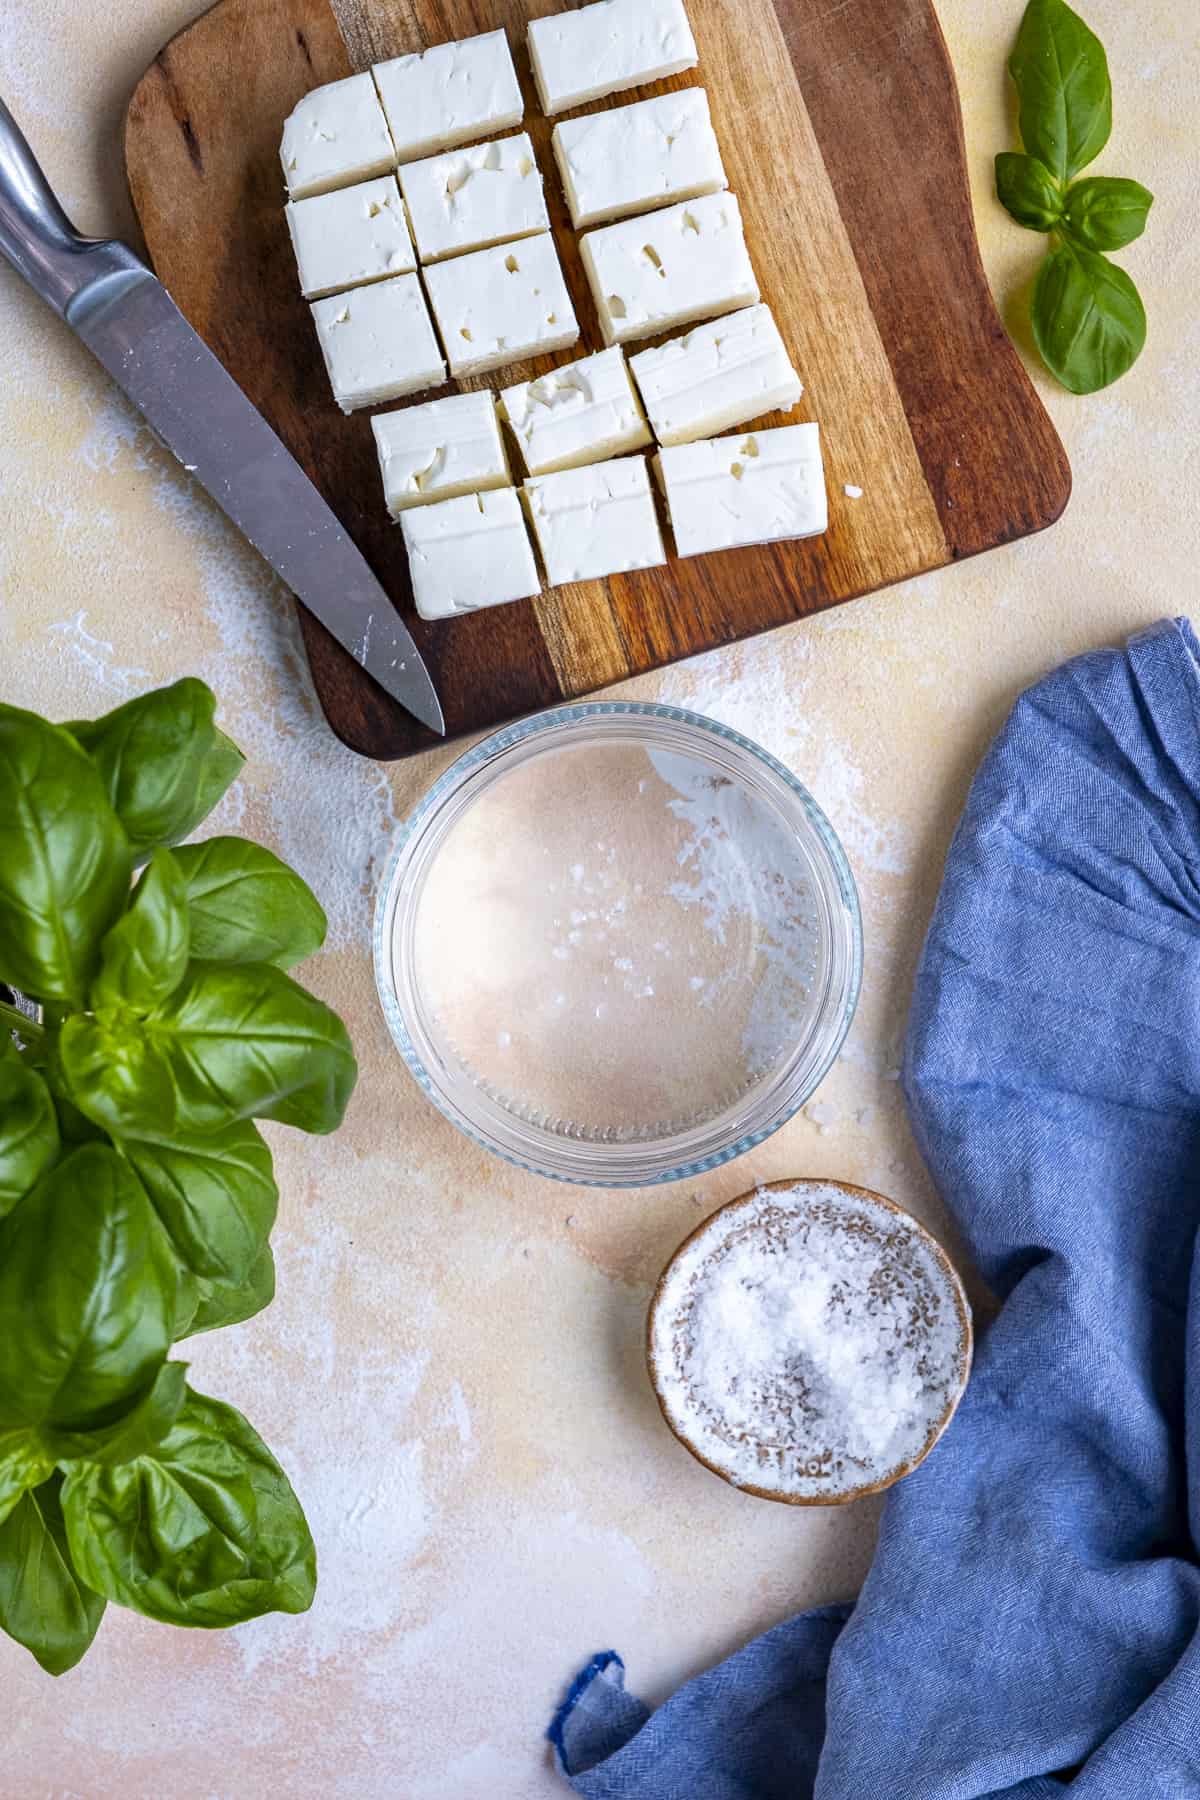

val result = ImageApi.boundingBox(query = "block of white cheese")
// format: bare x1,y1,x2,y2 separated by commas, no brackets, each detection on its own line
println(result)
582,193,760,348
499,347,651,477
630,306,803,446
528,0,699,116
553,90,727,230
400,134,549,265
310,275,446,413
286,176,415,300
524,456,667,588
374,31,523,164
655,424,828,558
402,489,541,620
280,74,396,201
373,392,511,515
424,234,580,379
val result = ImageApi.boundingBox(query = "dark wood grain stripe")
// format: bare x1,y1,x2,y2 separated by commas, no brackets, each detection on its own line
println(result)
775,0,1072,558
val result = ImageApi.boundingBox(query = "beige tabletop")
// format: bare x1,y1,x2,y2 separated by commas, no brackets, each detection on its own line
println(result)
1,1,1195,1794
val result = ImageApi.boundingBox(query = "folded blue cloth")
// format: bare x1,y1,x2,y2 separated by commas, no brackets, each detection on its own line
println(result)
551,619,1200,1798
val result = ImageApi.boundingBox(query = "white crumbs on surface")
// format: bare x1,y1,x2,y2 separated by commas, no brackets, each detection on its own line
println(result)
651,1182,969,1499
844,484,864,500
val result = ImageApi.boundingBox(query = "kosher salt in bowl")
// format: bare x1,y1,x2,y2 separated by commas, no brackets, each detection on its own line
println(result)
374,704,862,1187
648,1180,973,1503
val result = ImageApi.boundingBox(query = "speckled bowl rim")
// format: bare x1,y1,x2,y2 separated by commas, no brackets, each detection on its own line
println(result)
646,1178,974,1505
373,703,864,1188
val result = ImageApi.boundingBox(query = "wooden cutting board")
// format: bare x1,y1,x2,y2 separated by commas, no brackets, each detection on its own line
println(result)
125,0,1071,761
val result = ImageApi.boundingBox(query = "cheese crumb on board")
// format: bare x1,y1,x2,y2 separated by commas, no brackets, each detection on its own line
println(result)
400,134,549,265
524,456,667,586
553,89,727,231
528,0,699,117
630,305,803,446
655,423,828,557
374,31,523,165
424,234,580,379
280,74,396,201
845,484,864,499
286,175,415,300
310,275,446,413
499,347,651,477
582,192,760,348
402,489,541,621
373,392,511,516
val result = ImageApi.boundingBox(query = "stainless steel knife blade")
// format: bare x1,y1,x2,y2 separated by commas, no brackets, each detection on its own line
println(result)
0,96,444,739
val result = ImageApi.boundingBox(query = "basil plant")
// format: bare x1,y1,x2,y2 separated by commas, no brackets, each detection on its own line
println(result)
0,680,357,1674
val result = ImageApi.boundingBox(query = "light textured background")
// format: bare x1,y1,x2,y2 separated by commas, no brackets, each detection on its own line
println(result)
0,2,1195,1794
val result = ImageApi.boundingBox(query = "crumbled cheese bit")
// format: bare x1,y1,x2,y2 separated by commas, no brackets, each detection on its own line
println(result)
500,347,651,476
655,423,828,557
401,489,541,621
373,392,510,516
524,456,667,587
400,134,549,265
310,274,446,414
529,0,699,116
374,30,523,165
581,192,760,348
553,89,727,231
424,233,580,379
844,484,864,499
650,1182,970,1498
630,305,803,447
280,73,396,201
286,175,415,300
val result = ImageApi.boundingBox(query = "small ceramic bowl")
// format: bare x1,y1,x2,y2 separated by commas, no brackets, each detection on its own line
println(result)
647,1178,973,1505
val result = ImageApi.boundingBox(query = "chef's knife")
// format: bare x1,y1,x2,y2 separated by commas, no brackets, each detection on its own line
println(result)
0,97,444,738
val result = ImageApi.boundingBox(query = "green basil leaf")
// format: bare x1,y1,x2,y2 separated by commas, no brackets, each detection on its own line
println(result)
1032,241,1147,394
180,1247,276,1339
49,1362,189,1467
1009,0,1112,184
0,1429,55,1528
995,151,1063,232
0,1475,106,1674
61,963,357,1139
172,839,327,970
67,680,245,859
61,1388,316,1627
1063,175,1154,251
0,1057,59,1217
0,705,131,1006
0,1144,177,1433
91,849,191,1014
124,1123,277,1283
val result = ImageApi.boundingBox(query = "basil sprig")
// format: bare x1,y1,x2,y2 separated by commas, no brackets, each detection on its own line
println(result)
0,681,353,1674
997,0,1153,394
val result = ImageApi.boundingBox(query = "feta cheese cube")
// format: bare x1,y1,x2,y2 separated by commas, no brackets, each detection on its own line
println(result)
553,90,727,230
582,192,760,348
402,489,541,620
373,392,511,515
374,30,523,165
655,424,828,558
500,347,651,476
310,275,446,413
400,134,549,265
524,457,667,587
630,305,803,446
528,0,699,117
280,74,396,201
286,176,415,300
424,234,580,379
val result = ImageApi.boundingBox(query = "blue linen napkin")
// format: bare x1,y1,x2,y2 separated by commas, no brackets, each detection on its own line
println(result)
551,618,1200,1797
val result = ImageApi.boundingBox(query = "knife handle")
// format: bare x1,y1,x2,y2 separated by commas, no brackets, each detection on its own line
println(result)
0,96,144,317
